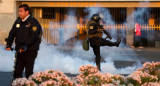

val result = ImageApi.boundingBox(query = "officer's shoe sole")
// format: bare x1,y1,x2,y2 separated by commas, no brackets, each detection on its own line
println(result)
116,39,121,47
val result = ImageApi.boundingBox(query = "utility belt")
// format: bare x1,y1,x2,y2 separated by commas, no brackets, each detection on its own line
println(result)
89,33,103,38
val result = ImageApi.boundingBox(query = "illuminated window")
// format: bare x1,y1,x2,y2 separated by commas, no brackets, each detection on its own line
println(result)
42,8,55,19
109,8,126,24
149,18,155,26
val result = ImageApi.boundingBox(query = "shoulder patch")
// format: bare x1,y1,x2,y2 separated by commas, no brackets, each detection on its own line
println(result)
90,26,94,29
32,26,37,31
16,24,20,28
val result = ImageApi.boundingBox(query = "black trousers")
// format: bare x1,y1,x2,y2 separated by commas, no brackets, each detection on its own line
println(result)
90,37,117,69
13,50,38,79
134,36,142,47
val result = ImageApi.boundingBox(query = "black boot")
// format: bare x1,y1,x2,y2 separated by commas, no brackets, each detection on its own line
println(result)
96,64,101,71
115,38,121,47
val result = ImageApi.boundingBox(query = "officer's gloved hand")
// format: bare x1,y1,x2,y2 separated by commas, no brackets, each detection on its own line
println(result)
108,36,112,40
5,38,8,42
5,45,13,51
99,25,104,29
98,29,105,32
19,46,27,53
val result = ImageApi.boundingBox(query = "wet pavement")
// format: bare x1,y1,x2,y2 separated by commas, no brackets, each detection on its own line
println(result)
0,47,160,86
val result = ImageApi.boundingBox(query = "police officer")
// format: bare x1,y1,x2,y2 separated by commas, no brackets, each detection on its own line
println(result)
87,14,121,71
5,4,42,79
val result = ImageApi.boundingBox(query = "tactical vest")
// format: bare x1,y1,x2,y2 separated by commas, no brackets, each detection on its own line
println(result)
86,20,103,38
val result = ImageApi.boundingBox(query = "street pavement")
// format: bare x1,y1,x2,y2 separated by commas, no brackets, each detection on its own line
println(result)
0,47,160,86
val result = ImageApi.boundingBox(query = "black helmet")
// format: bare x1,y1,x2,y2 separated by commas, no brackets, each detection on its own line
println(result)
91,14,101,22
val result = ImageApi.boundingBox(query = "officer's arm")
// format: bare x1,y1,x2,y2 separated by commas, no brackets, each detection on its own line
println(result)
103,30,112,40
6,21,17,46
98,25,112,40
26,21,42,47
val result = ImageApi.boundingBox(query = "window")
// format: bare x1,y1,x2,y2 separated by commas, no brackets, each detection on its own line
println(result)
42,8,55,19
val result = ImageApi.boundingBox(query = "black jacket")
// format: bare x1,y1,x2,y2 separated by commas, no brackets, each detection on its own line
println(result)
6,16,42,51
88,20,111,47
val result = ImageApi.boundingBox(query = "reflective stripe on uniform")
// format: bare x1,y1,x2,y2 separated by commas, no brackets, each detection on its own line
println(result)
89,33,103,38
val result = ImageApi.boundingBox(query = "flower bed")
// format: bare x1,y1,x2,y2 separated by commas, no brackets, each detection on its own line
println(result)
12,62,160,86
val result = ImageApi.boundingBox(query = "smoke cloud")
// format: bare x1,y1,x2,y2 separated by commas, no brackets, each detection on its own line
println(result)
0,43,141,74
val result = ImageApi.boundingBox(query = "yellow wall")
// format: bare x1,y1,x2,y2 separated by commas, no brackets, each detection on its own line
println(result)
0,0,19,44
22,1,160,7
0,0,14,13
16,0,160,1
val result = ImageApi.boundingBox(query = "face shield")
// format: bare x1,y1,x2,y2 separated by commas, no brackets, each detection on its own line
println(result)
99,13,104,19
91,13,104,22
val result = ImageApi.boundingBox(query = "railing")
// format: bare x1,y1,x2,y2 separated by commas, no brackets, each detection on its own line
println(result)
41,23,160,46
77,24,127,32
42,24,127,45
77,24,127,38
41,24,127,45
141,25,160,30
42,23,79,44
140,24,160,47
77,24,160,30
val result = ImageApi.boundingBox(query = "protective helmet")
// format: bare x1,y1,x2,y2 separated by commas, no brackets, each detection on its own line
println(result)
91,14,101,22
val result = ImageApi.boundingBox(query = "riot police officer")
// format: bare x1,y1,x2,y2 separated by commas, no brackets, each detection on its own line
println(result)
87,14,121,71
5,4,42,79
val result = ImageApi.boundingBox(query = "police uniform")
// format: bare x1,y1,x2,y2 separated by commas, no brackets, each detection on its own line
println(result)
87,14,121,71
6,15,42,79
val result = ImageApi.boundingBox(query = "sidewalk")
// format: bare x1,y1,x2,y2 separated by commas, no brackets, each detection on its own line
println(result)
0,45,160,86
